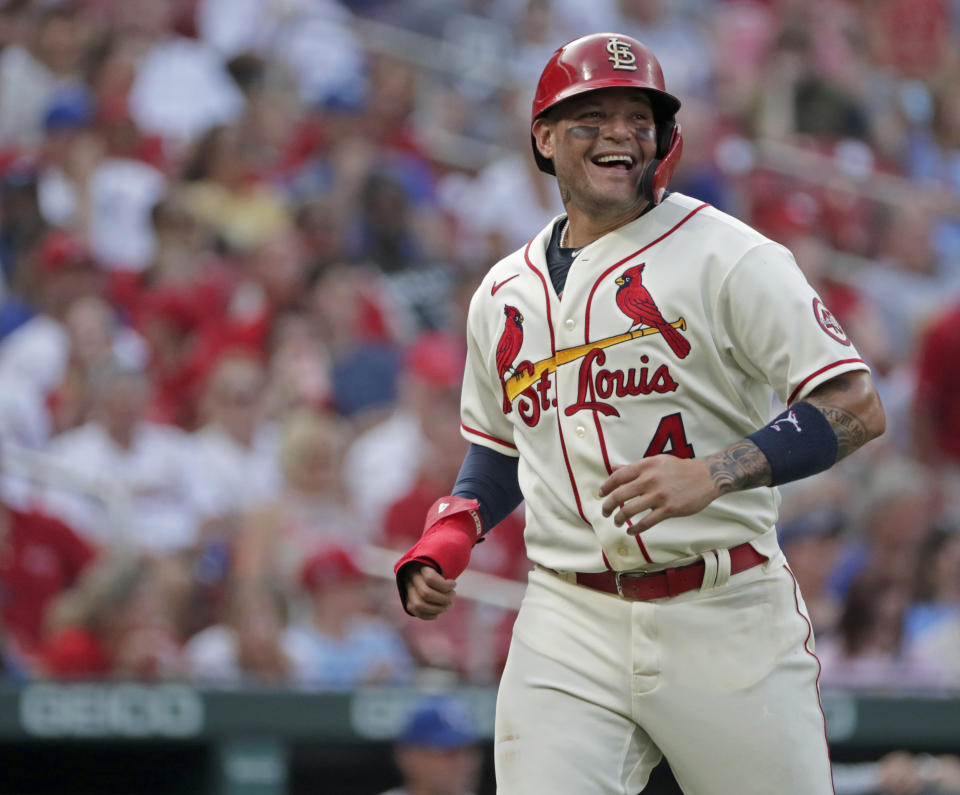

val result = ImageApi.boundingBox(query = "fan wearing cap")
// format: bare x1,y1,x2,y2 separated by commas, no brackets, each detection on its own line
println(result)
0,229,102,398
376,697,483,795
285,545,415,691
394,32,885,794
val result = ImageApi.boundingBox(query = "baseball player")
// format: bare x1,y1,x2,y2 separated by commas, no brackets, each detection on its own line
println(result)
395,32,886,794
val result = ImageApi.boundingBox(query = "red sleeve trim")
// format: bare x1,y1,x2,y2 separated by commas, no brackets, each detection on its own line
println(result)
460,422,517,450
787,358,867,406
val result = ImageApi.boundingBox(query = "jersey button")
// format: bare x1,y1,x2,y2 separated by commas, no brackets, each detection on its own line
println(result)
564,318,576,331
575,425,586,437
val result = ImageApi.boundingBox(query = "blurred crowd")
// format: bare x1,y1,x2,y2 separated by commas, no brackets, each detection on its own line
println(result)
0,0,959,697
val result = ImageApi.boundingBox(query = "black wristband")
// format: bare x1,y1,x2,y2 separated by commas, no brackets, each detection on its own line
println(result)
746,402,838,487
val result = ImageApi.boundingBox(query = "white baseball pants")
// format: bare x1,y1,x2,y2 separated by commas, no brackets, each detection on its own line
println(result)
494,559,835,794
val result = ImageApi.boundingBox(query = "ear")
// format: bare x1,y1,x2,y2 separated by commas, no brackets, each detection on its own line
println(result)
531,117,555,161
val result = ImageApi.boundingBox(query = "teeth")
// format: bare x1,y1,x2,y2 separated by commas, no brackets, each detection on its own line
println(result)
595,154,633,166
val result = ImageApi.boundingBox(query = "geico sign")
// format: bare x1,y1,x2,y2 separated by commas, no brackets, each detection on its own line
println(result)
20,684,204,738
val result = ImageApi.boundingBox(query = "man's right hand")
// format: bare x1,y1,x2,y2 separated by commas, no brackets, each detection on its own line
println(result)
393,496,481,617
398,563,458,620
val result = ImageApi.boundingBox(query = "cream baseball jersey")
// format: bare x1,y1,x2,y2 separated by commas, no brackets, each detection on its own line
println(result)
460,192,869,573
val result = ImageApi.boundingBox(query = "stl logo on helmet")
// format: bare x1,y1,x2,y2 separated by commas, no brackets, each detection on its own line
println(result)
606,37,637,71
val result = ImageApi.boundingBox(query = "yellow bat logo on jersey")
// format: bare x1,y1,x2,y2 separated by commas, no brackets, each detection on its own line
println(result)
504,318,686,404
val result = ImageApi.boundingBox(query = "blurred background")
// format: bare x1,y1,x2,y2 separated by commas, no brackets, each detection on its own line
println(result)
0,0,959,793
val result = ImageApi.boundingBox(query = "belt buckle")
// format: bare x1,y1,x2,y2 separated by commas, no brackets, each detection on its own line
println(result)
615,571,625,598
614,570,644,598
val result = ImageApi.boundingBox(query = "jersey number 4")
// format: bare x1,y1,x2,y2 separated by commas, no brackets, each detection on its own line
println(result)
644,412,695,459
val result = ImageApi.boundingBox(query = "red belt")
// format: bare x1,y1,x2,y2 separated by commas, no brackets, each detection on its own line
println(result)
574,542,768,601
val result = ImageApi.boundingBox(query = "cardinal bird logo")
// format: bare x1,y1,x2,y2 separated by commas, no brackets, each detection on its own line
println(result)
614,264,690,359
496,305,534,413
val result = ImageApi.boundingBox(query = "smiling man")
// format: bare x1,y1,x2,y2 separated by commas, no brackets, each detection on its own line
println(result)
394,32,885,794
533,88,659,234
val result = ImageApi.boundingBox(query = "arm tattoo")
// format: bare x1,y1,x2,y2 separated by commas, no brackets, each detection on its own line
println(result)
817,405,869,460
806,373,874,460
705,439,772,496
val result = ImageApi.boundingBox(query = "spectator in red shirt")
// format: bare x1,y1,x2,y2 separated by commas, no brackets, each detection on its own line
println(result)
913,302,960,465
107,189,236,427
41,555,185,680
0,496,96,666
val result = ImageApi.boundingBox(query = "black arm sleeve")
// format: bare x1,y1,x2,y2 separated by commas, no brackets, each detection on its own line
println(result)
451,444,524,532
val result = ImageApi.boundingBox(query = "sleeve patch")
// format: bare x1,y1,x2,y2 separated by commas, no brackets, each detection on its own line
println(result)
813,297,851,346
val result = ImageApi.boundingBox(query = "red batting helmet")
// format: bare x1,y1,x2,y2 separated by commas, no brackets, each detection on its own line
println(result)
531,33,683,205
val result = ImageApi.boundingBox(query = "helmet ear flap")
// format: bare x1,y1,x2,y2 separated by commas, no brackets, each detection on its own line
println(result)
655,117,677,160
639,122,682,206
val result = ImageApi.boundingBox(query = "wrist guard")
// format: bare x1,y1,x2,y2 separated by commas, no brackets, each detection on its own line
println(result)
747,401,838,486
394,496,483,581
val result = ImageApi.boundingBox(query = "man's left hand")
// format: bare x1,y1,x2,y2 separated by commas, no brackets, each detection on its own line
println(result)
599,455,719,534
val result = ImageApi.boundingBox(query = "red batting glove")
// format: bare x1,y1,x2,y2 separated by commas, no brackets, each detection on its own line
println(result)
394,497,483,609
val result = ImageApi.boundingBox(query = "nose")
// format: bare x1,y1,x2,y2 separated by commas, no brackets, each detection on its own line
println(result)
600,112,633,141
